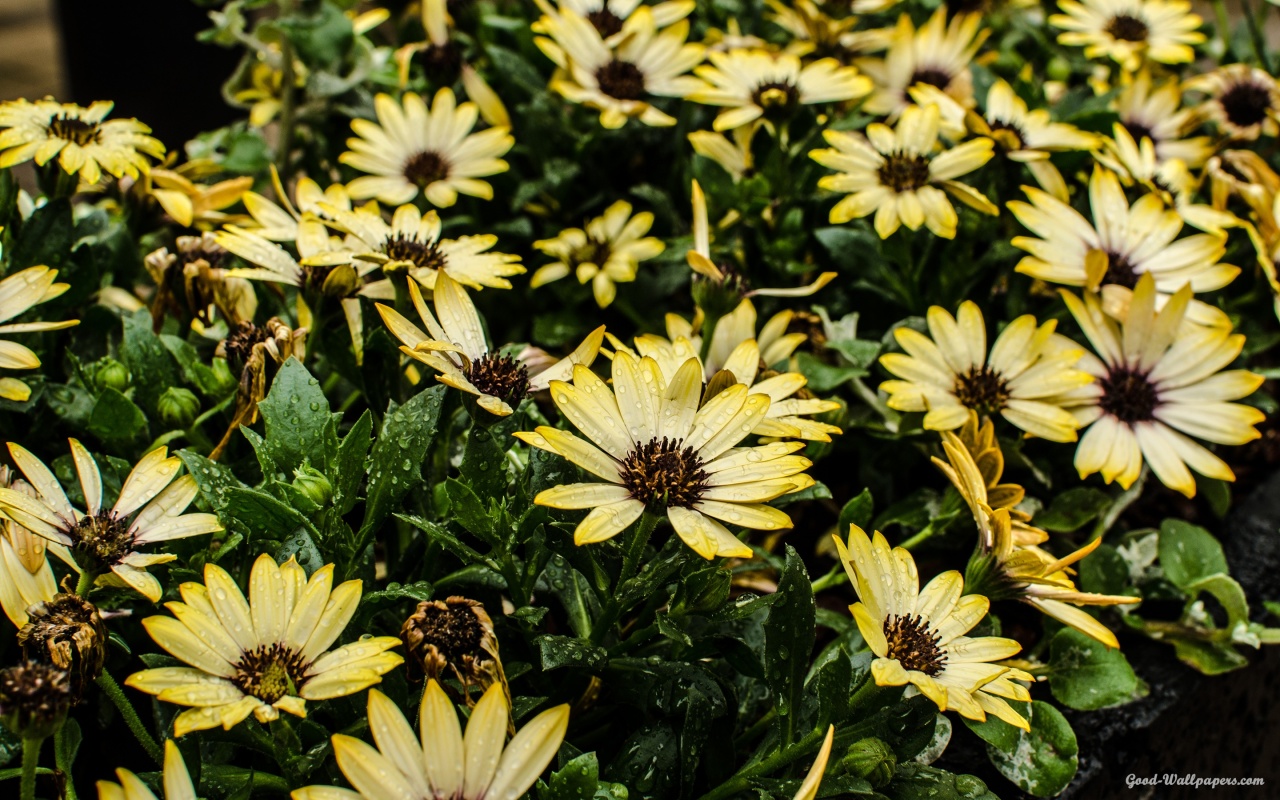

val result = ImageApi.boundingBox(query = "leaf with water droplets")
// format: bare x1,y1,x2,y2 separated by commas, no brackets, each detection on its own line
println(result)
257,358,339,476
764,545,815,746
361,385,446,539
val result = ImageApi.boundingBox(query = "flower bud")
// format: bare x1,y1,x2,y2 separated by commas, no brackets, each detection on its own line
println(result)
401,597,505,698
292,465,333,506
18,593,108,699
690,267,747,323
840,737,897,789
158,387,201,429
0,662,71,740
93,358,131,393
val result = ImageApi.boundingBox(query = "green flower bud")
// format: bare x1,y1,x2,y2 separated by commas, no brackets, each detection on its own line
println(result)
93,358,130,393
0,662,71,741
157,387,201,429
840,737,897,789
292,465,333,506
1046,57,1071,82
691,270,746,323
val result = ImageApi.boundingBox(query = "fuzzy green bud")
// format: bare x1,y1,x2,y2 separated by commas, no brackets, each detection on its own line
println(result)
840,737,896,789
93,358,130,393
292,465,333,506
158,387,201,429
0,662,71,741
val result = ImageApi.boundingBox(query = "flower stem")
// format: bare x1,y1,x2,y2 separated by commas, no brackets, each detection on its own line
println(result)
697,724,828,800
54,725,77,800
20,737,41,800
589,512,659,644
96,671,164,766
274,35,298,178
74,570,95,597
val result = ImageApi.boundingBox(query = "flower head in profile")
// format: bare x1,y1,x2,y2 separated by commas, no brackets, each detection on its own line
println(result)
835,524,1031,730
879,301,1093,442
325,203,525,291
0,266,80,402
127,553,402,737
967,80,1099,201
0,98,164,184
1050,0,1204,70
1009,167,1238,327
531,200,665,307
618,299,843,442
516,352,815,559
96,740,195,800
1185,64,1280,141
811,104,996,239
688,49,872,132
377,272,605,417
0,440,223,601
1050,275,1264,498
933,423,1139,647
340,89,513,208
857,9,988,118
293,681,569,800
534,7,704,129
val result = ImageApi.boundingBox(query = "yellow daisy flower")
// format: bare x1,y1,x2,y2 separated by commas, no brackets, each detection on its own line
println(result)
534,0,695,43
878,301,1093,442
534,7,705,129
323,202,525,291
239,169,353,244
531,200,665,307
811,104,997,239
857,9,988,118
0,98,164,185
1185,64,1280,141
1052,275,1265,498
765,0,893,65
968,79,1100,201
1008,167,1238,326
834,524,1032,730
1109,70,1213,170
0,266,80,402
96,740,196,800
293,681,569,800
0,470,67,628
340,89,514,208
934,427,1139,648
1050,0,1204,70
377,272,605,417
126,553,402,737
394,0,510,128
515,352,815,559
615,299,843,441
0,441,223,602
688,48,872,132
144,158,253,230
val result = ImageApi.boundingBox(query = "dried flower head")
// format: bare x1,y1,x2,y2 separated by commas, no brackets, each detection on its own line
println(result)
0,661,71,740
401,596,507,700
18,593,107,698
212,317,308,458
144,232,258,332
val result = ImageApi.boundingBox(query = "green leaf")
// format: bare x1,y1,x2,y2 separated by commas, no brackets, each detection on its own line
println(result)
826,338,881,370
1033,487,1110,533
543,555,600,638
360,581,434,611
177,450,248,518
795,351,868,392
1048,628,1139,710
332,410,373,515
1169,636,1250,675
1077,543,1130,597
257,358,337,477
444,479,500,545
160,334,234,398
962,701,1026,752
224,486,321,545
398,514,488,565
806,643,852,727
985,701,1078,798
534,634,608,671
1158,519,1228,590
87,387,148,445
276,527,325,574
461,424,508,499
121,311,182,413
655,611,692,647
362,386,446,534
1184,573,1250,630
539,752,600,800
764,545,815,743
838,489,874,534
10,197,72,270
885,764,998,800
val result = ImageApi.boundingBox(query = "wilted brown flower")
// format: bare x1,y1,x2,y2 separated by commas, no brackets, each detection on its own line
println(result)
144,232,258,332
0,661,71,740
18,593,107,698
212,317,308,458
400,596,507,703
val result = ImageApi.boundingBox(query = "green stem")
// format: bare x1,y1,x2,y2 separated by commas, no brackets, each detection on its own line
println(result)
274,36,298,177
96,671,163,766
1241,0,1269,67
54,725,77,800
697,724,828,800
810,566,847,595
74,570,95,597
1213,0,1231,52
734,708,777,746
589,513,659,645
20,737,40,800
898,525,936,551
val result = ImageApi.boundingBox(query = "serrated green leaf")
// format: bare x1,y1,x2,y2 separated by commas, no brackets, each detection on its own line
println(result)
765,545,815,745
362,386,446,535
539,752,600,800
332,410,373,515
535,634,608,671
257,358,337,477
